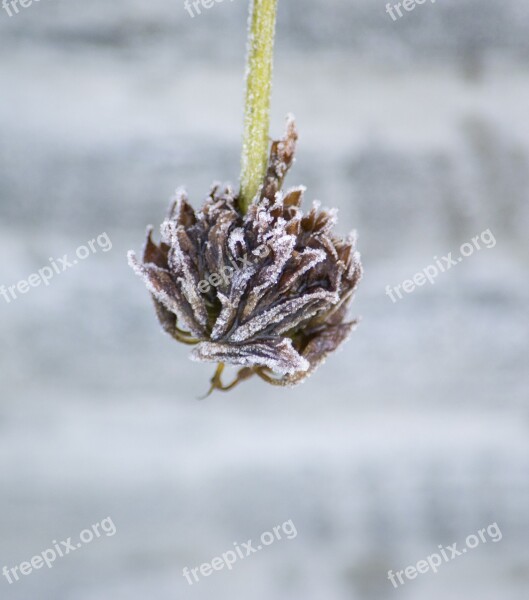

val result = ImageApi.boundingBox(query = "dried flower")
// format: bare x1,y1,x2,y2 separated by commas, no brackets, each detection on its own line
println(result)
128,117,362,393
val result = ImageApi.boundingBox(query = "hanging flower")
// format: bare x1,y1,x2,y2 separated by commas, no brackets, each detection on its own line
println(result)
128,117,362,392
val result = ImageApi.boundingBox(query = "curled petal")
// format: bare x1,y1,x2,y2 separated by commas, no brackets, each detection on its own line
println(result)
191,338,309,375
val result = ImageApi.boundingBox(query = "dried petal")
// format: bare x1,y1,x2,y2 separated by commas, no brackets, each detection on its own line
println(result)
129,117,363,392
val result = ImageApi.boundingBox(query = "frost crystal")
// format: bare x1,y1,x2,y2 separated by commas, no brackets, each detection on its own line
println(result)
128,118,363,393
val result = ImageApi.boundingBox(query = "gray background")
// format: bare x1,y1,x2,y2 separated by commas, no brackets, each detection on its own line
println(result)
0,0,528,598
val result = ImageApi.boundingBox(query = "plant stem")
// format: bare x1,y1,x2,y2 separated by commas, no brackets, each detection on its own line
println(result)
239,0,278,214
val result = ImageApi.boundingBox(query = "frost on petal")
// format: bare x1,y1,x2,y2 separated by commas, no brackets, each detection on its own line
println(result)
163,223,208,329
191,338,309,375
210,259,259,340
142,226,169,269
261,115,298,201
241,231,296,319
227,227,248,261
128,251,205,338
284,320,358,386
167,188,196,228
283,185,305,209
206,215,236,278
275,247,327,295
230,290,338,343
209,291,235,341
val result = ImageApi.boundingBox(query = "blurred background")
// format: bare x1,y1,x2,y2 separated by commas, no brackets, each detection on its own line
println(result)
1,0,528,598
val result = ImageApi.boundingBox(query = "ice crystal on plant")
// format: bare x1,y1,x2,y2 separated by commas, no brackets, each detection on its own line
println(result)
128,117,362,393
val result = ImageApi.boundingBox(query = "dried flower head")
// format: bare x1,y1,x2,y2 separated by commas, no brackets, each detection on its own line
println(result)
128,117,362,393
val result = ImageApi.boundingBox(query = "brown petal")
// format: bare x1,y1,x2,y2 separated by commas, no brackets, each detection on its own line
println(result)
128,251,206,338
191,338,309,375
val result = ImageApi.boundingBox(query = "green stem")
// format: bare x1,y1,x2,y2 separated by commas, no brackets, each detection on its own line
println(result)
239,0,278,214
